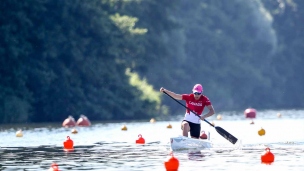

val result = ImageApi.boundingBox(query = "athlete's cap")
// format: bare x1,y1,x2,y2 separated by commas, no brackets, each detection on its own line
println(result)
192,84,203,93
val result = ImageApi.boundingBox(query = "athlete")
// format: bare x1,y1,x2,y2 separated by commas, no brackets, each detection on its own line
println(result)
160,84,215,139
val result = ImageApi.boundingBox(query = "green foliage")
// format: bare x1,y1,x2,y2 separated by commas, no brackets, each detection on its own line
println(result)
261,0,304,108
140,0,293,113
126,68,161,104
0,0,169,123
110,14,147,35
0,0,303,124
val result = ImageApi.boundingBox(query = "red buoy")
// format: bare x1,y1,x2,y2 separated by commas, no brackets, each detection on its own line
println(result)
135,134,145,144
62,116,76,127
261,147,275,164
63,136,74,150
48,163,60,171
76,114,91,127
244,108,256,118
199,131,207,139
164,153,179,171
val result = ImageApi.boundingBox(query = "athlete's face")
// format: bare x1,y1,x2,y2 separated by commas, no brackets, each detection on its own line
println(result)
193,92,202,100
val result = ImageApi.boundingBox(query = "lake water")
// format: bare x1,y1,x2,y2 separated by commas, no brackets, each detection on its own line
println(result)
0,109,303,171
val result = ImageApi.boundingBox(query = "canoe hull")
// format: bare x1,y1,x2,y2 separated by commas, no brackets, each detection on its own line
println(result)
170,136,212,151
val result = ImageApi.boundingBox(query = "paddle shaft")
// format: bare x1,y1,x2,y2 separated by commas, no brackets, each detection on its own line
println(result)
163,91,214,127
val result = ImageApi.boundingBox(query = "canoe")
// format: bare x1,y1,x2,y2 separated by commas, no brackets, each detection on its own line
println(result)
170,136,212,151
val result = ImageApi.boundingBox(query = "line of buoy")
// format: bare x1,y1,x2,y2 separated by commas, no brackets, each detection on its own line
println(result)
76,115,91,127
199,131,207,139
16,130,23,137
135,134,145,144
277,113,282,118
63,136,74,152
62,116,76,128
244,108,256,119
48,163,60,171
261,147,274,164
62,115,91,127
216,114,222,120
121,125,127,131
150,118,156,123
258,128,266,136
164,153,179,171
71,128,78,134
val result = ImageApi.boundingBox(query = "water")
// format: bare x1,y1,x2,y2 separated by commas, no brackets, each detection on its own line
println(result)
0,109,303,171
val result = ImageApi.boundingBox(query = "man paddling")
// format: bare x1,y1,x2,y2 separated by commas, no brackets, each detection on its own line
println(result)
160,84,215,139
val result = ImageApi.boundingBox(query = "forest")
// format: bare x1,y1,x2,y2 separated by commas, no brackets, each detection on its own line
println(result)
0,0,303,123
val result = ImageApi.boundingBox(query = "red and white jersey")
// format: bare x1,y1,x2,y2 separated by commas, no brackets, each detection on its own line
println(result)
182,94,211,124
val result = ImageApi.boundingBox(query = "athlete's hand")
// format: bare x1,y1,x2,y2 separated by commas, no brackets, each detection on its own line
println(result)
200,115,206,121
160,87,165,93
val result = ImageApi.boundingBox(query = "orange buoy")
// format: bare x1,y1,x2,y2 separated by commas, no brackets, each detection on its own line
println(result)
121,125,128,131
135,134,145,144
199,131,207,139
164,153,179,171
71,128,78,134
167,124,172,129
261,147,274,164
217,114,222,120
48,163,60,171
76,114,91,127
62,116,76,127
258,128,266,136
244,108,256,118
63,136,74,150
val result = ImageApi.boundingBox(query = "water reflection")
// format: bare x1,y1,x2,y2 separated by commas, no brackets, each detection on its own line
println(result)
187,151,205,161
0,143,169,170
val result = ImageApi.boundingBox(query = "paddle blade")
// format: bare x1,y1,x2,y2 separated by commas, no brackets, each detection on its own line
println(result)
215,126,238,144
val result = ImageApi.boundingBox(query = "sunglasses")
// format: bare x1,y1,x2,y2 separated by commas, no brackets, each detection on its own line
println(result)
193,92,202,95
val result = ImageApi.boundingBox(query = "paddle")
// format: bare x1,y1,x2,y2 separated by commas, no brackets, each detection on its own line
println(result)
163,91,238,144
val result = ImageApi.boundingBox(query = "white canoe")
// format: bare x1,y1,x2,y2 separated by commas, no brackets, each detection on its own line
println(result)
170,136,212,151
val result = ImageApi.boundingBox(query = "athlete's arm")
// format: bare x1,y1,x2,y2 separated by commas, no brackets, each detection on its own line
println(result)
160,87,182,100
201,105,215,120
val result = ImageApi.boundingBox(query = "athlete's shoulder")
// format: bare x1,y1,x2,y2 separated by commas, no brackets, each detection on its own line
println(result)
182,93,192,100
201,95,210,101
